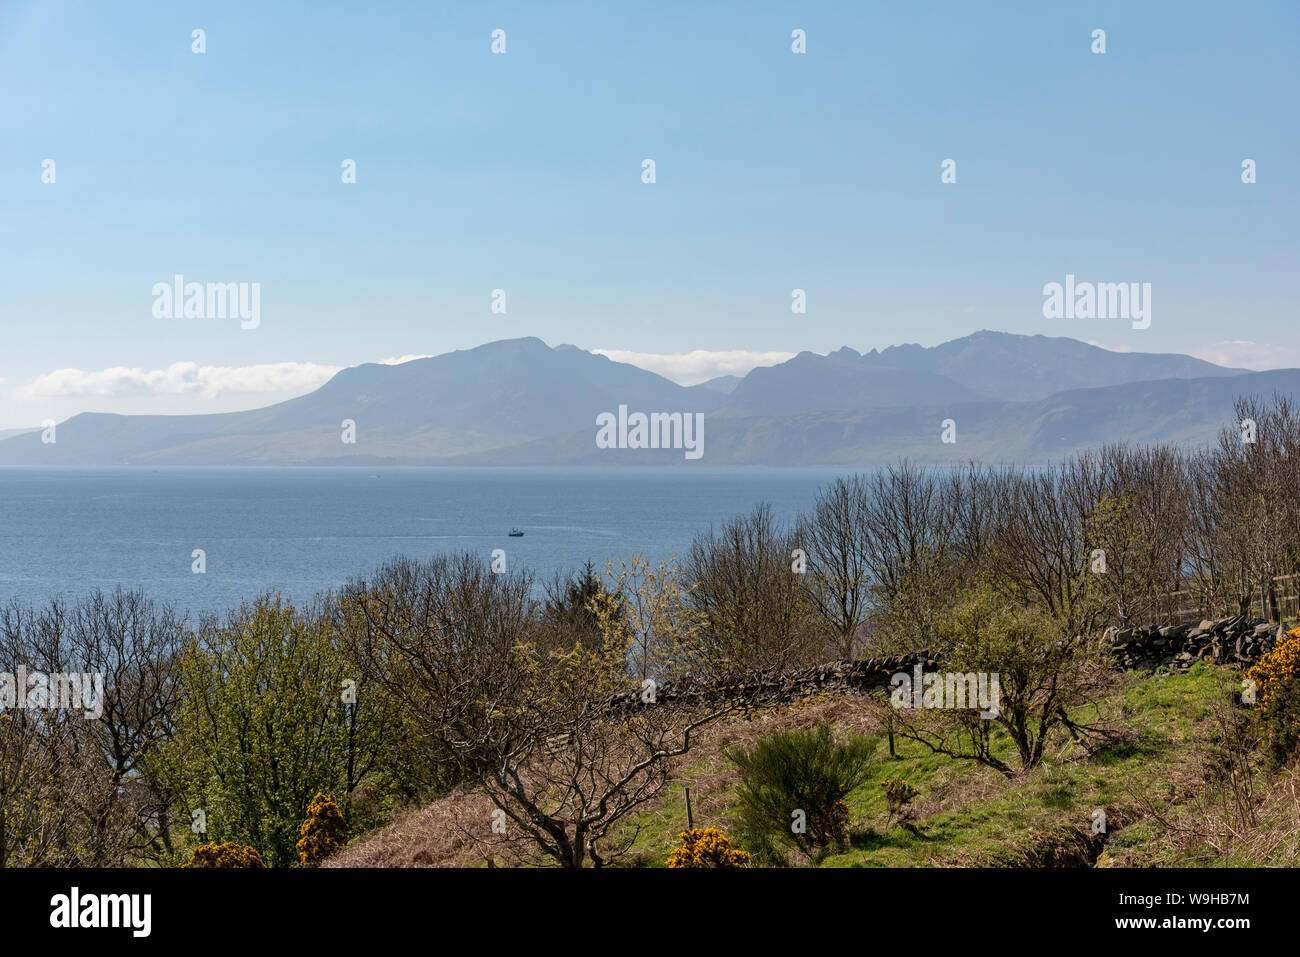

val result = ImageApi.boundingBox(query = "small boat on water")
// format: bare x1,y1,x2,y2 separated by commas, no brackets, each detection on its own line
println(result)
508,528,525,537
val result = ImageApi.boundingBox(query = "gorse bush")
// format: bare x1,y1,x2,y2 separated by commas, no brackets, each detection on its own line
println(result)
1246,627,1300,767
184,842,266,868
664,827,749,868
881,777,918,805
881,777,919,827
729,723,877,864
297,792,348,866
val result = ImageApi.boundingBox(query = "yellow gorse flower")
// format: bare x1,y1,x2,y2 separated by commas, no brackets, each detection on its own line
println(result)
1246,627,1300,754
665,826,750,868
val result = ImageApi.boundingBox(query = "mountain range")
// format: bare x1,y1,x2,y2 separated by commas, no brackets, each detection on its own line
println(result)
0,330,1291,467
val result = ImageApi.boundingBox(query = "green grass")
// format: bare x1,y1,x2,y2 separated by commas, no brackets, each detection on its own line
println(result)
616,661,1236,867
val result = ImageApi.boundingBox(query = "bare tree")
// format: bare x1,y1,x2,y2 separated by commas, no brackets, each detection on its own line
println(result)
860,462,955,651
985,462,1107,636
67,589,185,865
804,475,873,659
341,551,728,868
1081,444,1191,626
0,598,124,866
687,504,827,673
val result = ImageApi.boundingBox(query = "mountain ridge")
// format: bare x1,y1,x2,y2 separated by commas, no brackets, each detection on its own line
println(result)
0,331,1278,467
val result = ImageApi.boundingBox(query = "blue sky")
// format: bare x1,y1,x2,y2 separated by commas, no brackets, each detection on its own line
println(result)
1,0,1297,428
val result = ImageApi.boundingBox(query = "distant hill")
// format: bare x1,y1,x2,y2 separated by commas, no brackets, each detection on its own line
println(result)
697,374,741,394
715,348,984,417
715,331,1244,417
0,338,722,466
445,368,1300,467
0,331,1285,467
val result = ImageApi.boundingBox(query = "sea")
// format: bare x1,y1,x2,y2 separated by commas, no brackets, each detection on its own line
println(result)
0,467,852,621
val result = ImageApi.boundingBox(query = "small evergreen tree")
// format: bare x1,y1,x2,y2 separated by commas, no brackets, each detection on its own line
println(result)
543,560,617,650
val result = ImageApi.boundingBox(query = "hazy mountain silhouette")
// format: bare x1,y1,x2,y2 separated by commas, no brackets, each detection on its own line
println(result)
715,331,1242,416
0,331,1279,467
0,338,722,465
697,374,741,394
449,369,1300,467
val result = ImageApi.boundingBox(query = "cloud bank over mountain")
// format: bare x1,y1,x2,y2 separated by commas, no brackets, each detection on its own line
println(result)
591,349,797,385
0,331,1286,468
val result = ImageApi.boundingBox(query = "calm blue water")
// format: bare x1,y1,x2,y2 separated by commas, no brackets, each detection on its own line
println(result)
0,467,849,620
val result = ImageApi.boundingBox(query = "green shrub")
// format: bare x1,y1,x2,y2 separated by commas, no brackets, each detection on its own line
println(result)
729,722,877,864
165,595,395,867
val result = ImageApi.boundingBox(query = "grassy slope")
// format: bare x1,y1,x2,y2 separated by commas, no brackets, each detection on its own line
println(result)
335,661,1297,867
611,662,1233,867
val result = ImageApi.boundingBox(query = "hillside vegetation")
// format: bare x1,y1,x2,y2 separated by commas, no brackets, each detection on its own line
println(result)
4,395,1300,868
330,660,1299,868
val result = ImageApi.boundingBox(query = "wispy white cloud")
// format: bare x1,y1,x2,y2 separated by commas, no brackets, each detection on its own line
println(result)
7,351,437,405
14,361,343,399
592,348,795,385
4,346,797,414
1085,338,1300,370
1188,340,1300,371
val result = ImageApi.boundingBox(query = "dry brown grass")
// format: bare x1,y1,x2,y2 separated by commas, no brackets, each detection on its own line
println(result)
331,691,885,867
326,674,1168,868
1114,763,1300,866
326,785,501,868
1232,771,1300,865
